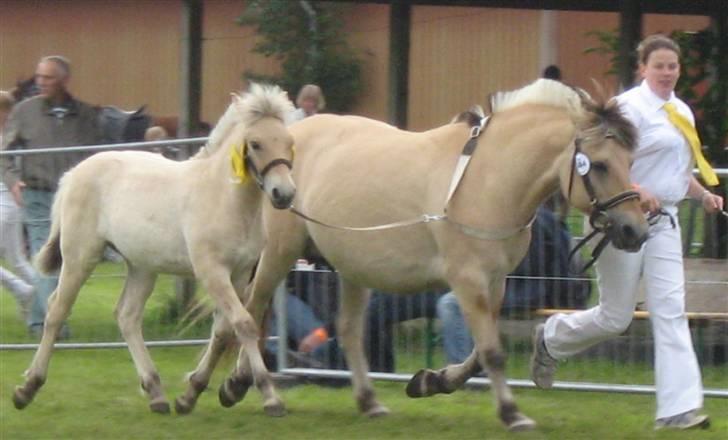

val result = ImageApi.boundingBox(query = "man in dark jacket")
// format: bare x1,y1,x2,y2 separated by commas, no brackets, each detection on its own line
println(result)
0,55,101,337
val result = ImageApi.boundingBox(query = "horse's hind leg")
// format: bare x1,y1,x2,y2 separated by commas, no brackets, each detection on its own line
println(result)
337,281,389,418
114,266,166,413
13,258,96,409
175,310,233,415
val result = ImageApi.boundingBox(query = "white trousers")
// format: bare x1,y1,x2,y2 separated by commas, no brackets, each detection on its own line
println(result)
544,207,703,419
0,189,36,307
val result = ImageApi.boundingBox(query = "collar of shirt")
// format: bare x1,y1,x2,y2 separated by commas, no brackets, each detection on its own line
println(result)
42,93,79,117
637,80,676,114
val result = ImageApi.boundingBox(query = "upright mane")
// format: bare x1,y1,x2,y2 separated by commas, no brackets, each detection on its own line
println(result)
490,79,583,120
490,79,636,151
198,83,294,156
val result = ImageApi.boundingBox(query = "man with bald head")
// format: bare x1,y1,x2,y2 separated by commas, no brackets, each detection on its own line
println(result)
0,55,101,338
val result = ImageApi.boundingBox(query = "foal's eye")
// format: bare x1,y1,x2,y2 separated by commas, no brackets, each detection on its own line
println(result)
248,141,261,151
592,161,608,173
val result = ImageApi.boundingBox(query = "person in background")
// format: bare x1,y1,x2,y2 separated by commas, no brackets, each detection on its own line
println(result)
0,55,102,339
285,84,325,125
0,90,35,322
530,34,723,430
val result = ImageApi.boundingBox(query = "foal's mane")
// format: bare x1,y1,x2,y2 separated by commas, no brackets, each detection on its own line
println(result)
488,79,636,151
197,83,294,157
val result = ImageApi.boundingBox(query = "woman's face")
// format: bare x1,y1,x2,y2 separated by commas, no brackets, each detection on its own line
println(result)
300,97,318,116
640,48,680,100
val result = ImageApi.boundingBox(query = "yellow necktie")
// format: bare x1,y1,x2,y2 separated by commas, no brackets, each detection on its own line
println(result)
663,102,719,186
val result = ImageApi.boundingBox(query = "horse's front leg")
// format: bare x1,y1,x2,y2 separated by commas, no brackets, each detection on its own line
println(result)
406,348,481,398
337,281,389,417
454,277,535,431
175,310,233,414
197,266,285,417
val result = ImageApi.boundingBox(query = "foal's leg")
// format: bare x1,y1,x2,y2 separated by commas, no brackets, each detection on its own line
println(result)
114,266,166,413
196,264,284,417
175,310,233,415
337,281,389,417
221,240,306,409
13,258,96,409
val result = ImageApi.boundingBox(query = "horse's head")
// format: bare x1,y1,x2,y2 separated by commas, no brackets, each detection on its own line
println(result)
564,93,648,252
231,84,296,209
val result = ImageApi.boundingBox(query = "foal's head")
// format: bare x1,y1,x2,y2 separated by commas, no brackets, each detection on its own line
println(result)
230,84,296,209
567,93,647,251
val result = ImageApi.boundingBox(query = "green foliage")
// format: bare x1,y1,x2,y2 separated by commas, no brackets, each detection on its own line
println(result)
585,28,728,166
238,0,364,113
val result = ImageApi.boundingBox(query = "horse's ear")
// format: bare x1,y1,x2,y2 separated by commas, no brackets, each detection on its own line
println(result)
231,93,244,113
574,86,597,112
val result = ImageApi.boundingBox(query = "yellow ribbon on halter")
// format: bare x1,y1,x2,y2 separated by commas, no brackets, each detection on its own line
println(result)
230,143,248,184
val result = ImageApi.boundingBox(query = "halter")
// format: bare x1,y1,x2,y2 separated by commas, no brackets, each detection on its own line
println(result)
565,136,643,273
244,155,293,190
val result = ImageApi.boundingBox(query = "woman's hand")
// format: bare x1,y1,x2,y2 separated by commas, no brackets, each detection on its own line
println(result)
632,184,661,214
701,191,724,214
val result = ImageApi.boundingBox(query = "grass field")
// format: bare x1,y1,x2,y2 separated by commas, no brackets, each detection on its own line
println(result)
2,348,727,439
1,261,727,439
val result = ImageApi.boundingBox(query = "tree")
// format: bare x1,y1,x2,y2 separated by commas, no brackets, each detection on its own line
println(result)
238,0,364,113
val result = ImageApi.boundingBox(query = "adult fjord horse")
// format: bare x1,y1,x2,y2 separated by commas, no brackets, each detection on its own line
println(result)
212,79,646,430
12,84,296,415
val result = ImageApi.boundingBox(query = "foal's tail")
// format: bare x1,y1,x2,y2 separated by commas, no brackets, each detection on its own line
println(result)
34,173,70,274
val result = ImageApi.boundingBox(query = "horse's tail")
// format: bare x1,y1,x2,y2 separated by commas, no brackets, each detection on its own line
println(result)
34,174,69,274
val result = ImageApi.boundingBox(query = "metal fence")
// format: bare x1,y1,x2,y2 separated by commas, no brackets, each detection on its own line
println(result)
1,140,726,398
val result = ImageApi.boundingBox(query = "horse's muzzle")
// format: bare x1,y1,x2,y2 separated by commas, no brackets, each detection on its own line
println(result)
271,187,295,209
607,219,648,252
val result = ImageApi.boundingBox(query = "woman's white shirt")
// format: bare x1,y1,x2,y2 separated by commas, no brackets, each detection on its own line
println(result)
616,80,695,205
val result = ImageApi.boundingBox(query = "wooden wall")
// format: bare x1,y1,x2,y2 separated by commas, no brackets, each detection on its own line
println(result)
0,0,711,130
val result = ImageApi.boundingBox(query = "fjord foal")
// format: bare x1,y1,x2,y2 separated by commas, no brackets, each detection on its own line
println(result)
12,84,295,415
228,80,646,430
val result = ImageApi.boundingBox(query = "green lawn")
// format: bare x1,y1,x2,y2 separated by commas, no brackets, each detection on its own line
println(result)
2,348,727,440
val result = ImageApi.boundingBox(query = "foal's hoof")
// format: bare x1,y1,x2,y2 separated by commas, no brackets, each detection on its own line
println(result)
218,377,251,408
174,396,196,415
406,369,450,398
149,398,171,414
365,404,390,418
507,414,537,432
263,401,287,417
12,387,32,410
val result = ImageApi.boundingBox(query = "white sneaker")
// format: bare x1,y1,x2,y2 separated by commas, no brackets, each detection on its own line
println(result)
529,323,558,389
654,410,710,430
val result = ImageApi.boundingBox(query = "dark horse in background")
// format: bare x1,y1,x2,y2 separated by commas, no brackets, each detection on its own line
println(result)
11,76,188,144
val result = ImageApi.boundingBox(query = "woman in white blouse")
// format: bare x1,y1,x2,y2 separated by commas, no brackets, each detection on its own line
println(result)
530,34,723,430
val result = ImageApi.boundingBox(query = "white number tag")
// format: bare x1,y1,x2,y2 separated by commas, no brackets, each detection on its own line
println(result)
575,152,591,176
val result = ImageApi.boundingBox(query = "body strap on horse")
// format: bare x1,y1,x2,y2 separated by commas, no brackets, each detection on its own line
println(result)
289,114,534,241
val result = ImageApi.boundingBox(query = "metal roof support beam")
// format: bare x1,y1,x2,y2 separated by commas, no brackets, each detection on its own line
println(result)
388,0,411,128
618,0,642,91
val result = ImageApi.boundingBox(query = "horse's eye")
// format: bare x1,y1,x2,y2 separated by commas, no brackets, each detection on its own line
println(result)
248,141,261,151
592,161,608,173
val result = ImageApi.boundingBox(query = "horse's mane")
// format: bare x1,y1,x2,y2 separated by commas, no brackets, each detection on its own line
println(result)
489,79,636,151
490,79,583,120
196,83,294,158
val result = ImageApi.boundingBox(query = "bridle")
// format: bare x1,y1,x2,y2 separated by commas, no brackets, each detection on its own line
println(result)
565,135,661,273
244,152,293,190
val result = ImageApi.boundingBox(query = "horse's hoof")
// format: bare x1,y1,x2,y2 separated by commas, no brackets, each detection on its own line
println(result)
365,404,390,418
149,399,171,414
507,414,537,432
174,397,196,415
12,387,31,410
406,369,450,398
263,402,287,417
218,377,251,408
